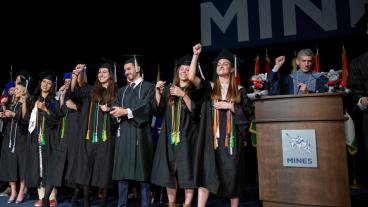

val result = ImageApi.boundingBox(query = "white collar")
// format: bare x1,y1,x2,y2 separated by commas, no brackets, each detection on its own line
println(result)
131,78,143,88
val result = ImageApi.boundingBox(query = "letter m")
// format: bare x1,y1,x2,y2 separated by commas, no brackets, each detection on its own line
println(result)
201,0,249,47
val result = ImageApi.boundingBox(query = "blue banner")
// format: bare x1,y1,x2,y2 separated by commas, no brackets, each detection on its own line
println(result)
200,0,368,51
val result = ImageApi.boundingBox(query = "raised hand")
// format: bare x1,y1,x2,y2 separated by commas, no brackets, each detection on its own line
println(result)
274,56,286,72
193,43,202,56
155,81,166,94
74,64,86,76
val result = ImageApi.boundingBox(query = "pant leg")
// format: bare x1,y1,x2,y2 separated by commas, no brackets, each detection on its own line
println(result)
37,186,45,200
140,181,151,207
117,180,129,207
49,188,57,200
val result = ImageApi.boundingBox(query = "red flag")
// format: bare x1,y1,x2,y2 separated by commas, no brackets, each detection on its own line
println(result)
235,72,241,86
341,46,348,87
264,54,271,73
254,55,260,75
314,48,321,72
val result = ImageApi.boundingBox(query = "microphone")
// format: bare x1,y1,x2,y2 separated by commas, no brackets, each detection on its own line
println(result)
296,85,302,94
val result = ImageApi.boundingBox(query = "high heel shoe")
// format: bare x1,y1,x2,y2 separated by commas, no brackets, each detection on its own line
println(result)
15,193,25,204
7,194,17,203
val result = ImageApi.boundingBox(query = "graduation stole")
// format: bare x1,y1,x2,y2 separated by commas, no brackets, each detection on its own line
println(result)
212,100,235,155
60,110,68,139
170,96,182,145
8,102,19,153
36,112,46,145
86,101,108,143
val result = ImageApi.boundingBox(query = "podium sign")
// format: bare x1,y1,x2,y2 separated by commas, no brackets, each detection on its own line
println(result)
281,129,317,168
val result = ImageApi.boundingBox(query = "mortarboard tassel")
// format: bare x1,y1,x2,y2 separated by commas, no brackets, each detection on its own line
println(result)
86,101,93,140
198,63,205,80
114,63,117,83
83,65,88,83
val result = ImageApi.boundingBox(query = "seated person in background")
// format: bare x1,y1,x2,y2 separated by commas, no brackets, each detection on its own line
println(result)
268,49,328,95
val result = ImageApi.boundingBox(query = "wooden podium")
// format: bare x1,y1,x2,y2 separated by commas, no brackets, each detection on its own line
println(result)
255,93,350,207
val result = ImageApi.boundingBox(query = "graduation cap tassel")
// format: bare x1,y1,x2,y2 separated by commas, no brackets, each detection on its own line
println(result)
10,64,13,82
55,76,58,95
114,63,117,83
134,54,139,72
234,55,237,77
83,65,88,83
86,102,93,140
25,80,29,92
198,63,205,80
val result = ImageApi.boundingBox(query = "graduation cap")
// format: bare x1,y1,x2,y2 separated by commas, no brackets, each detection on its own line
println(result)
63,72,72,80
174,54,205,80
17,69,31,81
38,71,58,94
2,81,15,96
213,49,243,65
175,54,192,66
213,48,244,77
99,58,118,82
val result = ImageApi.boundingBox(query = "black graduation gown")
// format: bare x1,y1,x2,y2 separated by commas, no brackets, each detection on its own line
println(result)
150,85,201,188
112,81,155,182
25,97,62,188
0,102,28,182
72,85,116,188
195,81,253,198
61,96,83,185
46,91,83,186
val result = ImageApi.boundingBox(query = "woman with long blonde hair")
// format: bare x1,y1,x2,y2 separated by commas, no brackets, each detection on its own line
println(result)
0,81,29,204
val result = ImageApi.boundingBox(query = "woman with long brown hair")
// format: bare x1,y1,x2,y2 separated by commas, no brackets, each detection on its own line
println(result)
71,62,118,207
189,44,253,207
151,54,203,207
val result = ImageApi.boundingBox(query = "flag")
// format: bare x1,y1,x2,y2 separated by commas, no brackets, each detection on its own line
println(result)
264,49,272,73
234,55,241,86
345,113,357,155
291,51,297,73
254,55,260,75
341,45,348,87
314,47,321,72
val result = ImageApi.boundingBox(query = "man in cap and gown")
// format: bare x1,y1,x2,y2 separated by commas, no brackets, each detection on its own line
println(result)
110,57,155,207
